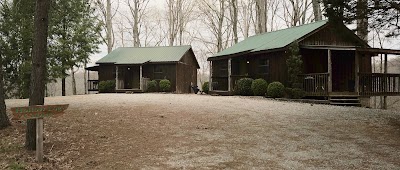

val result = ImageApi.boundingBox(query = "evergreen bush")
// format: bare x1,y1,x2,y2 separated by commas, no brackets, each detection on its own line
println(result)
267,81,285,98
251,78,268,96
235,78,253,96
159,79,171,92
98,80,115,93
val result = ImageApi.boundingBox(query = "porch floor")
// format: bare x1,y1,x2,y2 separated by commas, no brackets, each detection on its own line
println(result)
116,89,143,93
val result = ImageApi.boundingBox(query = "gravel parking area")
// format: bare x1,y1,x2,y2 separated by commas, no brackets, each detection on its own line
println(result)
1,93,400,169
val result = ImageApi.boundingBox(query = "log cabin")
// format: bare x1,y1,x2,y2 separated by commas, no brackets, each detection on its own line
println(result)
207,20,400,107
86,45,199,93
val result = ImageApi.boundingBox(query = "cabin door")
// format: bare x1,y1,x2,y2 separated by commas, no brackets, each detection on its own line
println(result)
123,66,140,89
331,50,355,92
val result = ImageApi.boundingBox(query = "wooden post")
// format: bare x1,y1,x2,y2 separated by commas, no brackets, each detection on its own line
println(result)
355,51,360,93
140,65,143,90
115,66,119,90
87,70,90,94
228,58,232,92
36,118,44,163
383,53,388,109
209,61,213,91
328,49,332,93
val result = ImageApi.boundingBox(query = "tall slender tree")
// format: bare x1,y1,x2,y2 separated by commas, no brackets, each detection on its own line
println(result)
0,1,11,129
26,0,50,150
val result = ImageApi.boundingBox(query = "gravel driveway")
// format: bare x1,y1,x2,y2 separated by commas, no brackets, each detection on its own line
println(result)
2,93,400,169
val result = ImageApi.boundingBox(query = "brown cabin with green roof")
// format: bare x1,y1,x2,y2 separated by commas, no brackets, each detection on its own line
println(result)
86,45,199,93
208,20,400,107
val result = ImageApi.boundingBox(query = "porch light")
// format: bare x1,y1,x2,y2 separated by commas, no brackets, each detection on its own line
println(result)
127,67,130,70
247,61,250,64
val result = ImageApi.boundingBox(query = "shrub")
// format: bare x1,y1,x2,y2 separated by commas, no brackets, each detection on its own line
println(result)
285,88,306,99
251,78,268,96
98,80,115,93
202,82,209,94
159,79,171,92
267,81,285,98
146,80,158,92
235,78,254,96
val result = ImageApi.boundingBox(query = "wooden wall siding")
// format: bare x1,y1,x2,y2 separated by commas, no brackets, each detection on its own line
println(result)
180,50,199,68
143,64,177,92
300,25,361,47
331,50,355,92
176,63,197,93
98,64,115,82
301,49,328,74
251,51,288,85
359,53,372,73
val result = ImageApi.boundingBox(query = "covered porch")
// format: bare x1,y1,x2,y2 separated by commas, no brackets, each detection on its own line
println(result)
299,46,400,98
115,65,149,92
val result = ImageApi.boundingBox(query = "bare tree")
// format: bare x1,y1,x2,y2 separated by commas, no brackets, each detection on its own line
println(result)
255,0,267,34
312,0,322,21
124,0,150,47
166,0,194,46
95,0,119,53
238,0,254,38
281,0,312,27
229,0,238,43
199,0,227,52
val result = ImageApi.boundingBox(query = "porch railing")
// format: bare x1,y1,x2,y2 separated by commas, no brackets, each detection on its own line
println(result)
88,80,99,91
298,73,329,96
359,73,400,96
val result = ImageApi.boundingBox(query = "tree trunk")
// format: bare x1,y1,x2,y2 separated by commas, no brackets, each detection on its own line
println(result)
106,0,113,53
312,0,322,21
62,77,66,96
26,0,50,150
0,52,11,130
231,0,238,43
217,0,225,52
255,0,267,34
84,63,87,94
71,67,77,95
357,0,368,42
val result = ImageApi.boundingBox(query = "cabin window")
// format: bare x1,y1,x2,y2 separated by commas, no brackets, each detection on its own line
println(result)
154,65,163,79
258,59,269,74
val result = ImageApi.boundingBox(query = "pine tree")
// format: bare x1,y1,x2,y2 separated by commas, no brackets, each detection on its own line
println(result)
286,42,303,88
0,1,11,129
48,0,101,96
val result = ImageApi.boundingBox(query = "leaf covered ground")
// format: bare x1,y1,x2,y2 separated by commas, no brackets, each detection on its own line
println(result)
1,94,400,169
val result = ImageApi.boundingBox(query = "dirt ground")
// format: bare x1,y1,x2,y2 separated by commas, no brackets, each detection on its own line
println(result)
1,94,400,169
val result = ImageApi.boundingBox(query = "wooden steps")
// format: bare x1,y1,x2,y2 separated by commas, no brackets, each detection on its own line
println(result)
329,96,361,107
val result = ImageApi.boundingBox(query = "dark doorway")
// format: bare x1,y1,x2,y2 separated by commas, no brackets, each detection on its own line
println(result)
331,50,355,92
121,66,140,89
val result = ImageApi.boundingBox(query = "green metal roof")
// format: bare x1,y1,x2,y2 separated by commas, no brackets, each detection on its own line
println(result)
212,20,328,58
96,45,192,64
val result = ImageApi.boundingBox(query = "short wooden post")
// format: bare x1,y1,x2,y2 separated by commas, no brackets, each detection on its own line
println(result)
209,61,213,91
140,65,143,90
36,118,44,163
327,49,332,93
228,58,232,92
383,53,388,109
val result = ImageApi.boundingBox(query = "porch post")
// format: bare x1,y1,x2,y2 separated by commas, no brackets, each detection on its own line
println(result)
140,65,143,90
355,52,360,93
228,58,232,91
209,61,213,91
328,49,332,93
115,66,119,90
384,53,388,109
87,70,90,94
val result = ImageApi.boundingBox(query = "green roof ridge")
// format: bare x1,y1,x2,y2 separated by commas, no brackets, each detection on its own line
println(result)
96,45,192,64
212,20,328,58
